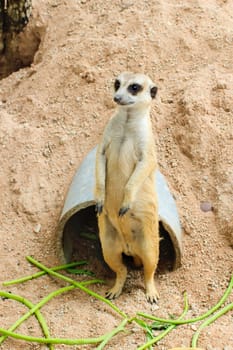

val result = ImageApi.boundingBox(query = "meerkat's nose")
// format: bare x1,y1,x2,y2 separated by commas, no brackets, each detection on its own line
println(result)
114,95,122,104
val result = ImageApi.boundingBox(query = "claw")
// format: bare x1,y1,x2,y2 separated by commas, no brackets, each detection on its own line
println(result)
146,289,159,304
146,295,159,304
105,286,122,300
95,203,103,215
105,291,116,300
118,206,130,217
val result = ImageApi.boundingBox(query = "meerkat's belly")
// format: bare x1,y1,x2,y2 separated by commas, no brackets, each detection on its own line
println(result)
106,210,143,256
105,137,137,206
106,202,157,257
103,133,158,256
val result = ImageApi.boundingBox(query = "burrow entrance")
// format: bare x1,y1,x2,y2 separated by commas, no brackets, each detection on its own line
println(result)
0,1,43,79
62,206,176,278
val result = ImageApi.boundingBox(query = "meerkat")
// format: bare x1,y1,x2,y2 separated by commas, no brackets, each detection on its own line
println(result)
95,72,159,303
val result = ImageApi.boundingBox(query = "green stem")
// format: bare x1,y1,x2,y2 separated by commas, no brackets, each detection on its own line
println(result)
138,274,233,325
82,279,106,286
191,302,233,347
3,261,87,286
137,292,189,350
0,327,105,345
0,319,128,346
0,278,104,348
95,318,128,350
0,291,54,350
26,256,127,319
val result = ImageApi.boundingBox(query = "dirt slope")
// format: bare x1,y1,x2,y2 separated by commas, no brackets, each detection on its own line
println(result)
0,0,232,349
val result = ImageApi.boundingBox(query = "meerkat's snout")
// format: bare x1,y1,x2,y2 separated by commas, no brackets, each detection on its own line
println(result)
113,95,124,104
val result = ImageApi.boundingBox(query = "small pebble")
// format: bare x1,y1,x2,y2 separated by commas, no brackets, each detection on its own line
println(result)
200,201,213,212
33,224,41,233
150,303,159,311
191,324,197,331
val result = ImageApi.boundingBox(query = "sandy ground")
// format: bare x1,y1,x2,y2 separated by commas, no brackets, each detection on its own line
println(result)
0,0,233,349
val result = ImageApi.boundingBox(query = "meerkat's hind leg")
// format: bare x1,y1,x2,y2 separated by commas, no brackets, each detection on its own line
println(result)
143,250,159,303
140,231,160,303
105,253,127,300
144,269,159,304
98,214,127,299
143,255,159,303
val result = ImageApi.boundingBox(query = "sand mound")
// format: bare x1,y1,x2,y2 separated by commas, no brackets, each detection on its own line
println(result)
0,1,232,349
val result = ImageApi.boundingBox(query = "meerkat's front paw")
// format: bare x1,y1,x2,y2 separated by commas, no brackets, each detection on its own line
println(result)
119,188,134,216
95,186,105,215
118,204,130,217
95,201,104,215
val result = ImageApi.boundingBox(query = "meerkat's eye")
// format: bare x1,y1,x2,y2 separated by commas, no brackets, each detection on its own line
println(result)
128,83,142,95
114,79,121,91
150,86,158,99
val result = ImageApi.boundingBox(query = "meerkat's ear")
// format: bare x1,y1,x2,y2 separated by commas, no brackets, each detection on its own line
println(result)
150,86,158,99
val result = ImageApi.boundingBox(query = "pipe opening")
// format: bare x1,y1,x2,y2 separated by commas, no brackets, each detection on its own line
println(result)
62,205,176,275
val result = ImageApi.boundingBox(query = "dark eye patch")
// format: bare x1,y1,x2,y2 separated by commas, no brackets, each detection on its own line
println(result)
128,83,143,95
114,79,120,91
150,86,158,99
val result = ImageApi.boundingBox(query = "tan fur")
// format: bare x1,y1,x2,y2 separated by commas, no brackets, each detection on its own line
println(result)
95,72,159,303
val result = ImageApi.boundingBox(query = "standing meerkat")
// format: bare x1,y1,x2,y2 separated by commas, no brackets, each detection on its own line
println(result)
95,72,159,303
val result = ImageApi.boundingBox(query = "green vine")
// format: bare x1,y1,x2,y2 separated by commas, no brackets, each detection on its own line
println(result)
2,261,88,286
0,256,232,349
26,255,127,319
136,292,189,349
191,302,233,347
137,274,233,326
0,290,54,350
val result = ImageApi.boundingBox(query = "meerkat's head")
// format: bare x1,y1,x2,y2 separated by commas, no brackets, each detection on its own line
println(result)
113,72,157,109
